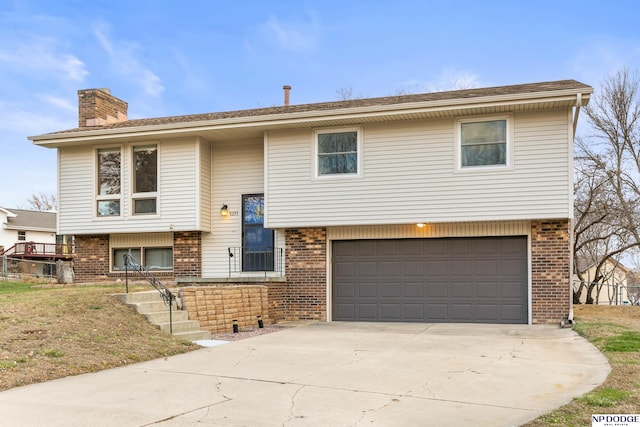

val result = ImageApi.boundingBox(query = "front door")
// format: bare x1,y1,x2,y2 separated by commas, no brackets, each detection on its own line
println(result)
242,194,274,271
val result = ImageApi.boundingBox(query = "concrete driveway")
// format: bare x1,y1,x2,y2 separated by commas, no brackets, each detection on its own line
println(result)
0,322,609,426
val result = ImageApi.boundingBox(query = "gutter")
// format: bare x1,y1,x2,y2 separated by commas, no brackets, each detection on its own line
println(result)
572,93,582,137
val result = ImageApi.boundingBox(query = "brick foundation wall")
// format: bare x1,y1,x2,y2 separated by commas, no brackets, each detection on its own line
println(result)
180,285,269,334
73,235,110,281
282,228,327,321
531,219,571,324
173,231,202,278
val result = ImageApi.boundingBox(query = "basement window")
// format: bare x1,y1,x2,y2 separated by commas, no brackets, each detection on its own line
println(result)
112,247,173,271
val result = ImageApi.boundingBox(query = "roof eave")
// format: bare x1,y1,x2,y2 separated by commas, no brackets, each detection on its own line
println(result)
30,87,592,147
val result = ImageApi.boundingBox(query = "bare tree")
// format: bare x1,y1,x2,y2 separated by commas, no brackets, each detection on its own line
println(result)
573,68,640,303
22,192,58,211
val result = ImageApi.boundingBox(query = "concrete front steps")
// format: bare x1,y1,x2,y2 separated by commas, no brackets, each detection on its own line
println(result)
114,290,211,342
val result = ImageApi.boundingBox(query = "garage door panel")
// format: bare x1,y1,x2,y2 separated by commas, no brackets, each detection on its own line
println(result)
357,304,378,320
336,283,356,297
450,304,473,321
403,261,424,276
358,282,378,297
335,303,355,319
476,260,498,276
333,237,528,324
476,282,498,298
426,304,449,320
404,282,424,298
381,303,401,320
380,283,401,297
358,262,377,276
427,282,448,298
426,260,447,276
404,304,425,320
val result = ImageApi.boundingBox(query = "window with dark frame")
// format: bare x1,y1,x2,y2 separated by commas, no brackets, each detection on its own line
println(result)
17,230,26,241
112,247,172,271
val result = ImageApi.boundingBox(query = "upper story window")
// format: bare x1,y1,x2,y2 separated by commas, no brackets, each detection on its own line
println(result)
97,147,121,216
17,230,26,241
459,118,509,168
132,145,157,215
316,129,360,177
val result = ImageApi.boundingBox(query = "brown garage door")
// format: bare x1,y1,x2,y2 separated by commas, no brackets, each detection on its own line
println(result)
332,237,528,324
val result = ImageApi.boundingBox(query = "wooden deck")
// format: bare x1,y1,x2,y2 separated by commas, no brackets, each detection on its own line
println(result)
0,242,73,260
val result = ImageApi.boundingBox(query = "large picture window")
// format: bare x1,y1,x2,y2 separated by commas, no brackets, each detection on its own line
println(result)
97,147,121,216
132,145,158,215
316,129,360,176
459,119,508,168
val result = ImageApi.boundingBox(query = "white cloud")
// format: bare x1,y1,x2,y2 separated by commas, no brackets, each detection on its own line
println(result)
0,36,88,83
40,94,76,113
251,13,319,53
94,25,164,97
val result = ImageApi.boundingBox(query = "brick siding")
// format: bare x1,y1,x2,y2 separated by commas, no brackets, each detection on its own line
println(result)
180,285,269,334
73,234,110,281
531,219,571,324
173,231,202,278
281,228,327,321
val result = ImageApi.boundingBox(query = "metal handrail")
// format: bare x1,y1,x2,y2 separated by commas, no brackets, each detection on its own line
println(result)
227,246,284,276
123,251,175,334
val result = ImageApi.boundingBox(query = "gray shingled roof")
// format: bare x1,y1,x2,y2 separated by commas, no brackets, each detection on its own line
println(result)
45,80,592,135
4,209,56,231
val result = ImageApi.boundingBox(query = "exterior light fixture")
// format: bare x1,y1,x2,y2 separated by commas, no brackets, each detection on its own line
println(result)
416,223,425,228
220,204,229,217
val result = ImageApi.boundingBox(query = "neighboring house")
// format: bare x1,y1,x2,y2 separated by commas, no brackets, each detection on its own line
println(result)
0,207,56,253
574,258,631,305
30,81,593,325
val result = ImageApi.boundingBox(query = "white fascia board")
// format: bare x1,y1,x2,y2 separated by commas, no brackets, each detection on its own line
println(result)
30,89,591,147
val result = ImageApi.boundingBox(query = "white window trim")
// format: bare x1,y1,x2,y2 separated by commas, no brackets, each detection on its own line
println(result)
94,145,124,219
454,115,513,173
130,143,160,217
312,126,363,179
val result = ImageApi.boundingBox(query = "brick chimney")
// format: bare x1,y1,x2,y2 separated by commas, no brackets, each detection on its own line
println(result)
77,88,128,128
283,85,291,106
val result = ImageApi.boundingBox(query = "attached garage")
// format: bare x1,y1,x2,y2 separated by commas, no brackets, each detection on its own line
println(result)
332,236,528,324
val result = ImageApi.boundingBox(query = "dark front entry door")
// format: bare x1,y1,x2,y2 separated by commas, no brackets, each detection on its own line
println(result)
242,194,274,271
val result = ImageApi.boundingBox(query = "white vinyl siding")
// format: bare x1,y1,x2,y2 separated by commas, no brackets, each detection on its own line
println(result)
201,139,283,277
198,139,212,232
265,109,571,228
58,138,201,235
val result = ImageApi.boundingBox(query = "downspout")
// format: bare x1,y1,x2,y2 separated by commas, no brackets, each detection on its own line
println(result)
562,93,583,328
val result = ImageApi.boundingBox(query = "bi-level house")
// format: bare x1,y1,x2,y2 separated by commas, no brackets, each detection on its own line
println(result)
30,80,592,325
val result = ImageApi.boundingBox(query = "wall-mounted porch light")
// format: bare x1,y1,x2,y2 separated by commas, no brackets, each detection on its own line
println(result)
220,204,229,217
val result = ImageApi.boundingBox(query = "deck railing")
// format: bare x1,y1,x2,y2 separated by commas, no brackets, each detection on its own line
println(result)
0,242,73,259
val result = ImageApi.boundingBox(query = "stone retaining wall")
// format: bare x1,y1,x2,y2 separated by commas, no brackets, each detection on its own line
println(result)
179,285,269,334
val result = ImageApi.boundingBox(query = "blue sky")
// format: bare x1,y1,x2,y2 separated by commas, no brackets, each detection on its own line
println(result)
1,0,639,208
